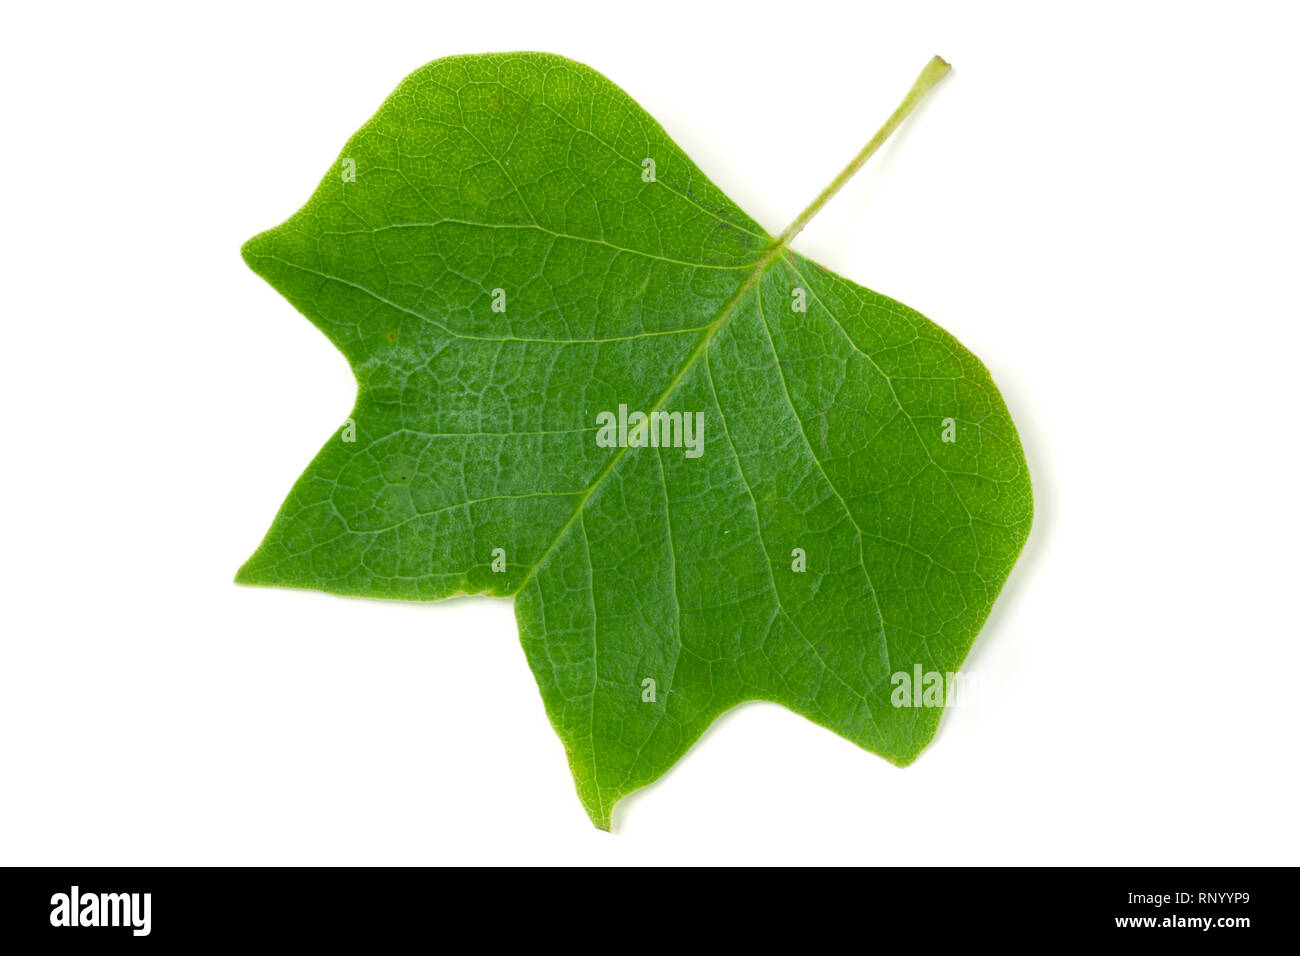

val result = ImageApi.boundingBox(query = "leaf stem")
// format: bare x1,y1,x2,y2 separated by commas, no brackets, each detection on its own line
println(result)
774,55,951,248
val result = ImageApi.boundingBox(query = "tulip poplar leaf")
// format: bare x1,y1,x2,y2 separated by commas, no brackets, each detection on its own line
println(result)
237,52,1033,829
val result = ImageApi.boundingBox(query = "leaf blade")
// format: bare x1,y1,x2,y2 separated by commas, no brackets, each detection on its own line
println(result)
238,52,1032,828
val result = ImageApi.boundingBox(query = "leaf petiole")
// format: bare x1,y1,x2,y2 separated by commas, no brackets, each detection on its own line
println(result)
775,55,952,248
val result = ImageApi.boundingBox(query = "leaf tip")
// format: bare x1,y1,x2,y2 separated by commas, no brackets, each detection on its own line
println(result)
581,792,615,831
889,750,922,769
584,802,614,832
240,230,275,274
233,555,264,587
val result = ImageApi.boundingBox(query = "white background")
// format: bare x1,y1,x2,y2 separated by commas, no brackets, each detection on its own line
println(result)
2,0,1297,865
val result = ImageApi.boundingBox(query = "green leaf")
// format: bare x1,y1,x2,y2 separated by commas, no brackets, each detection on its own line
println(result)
238,52,1032,829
